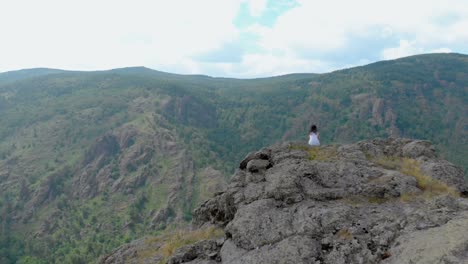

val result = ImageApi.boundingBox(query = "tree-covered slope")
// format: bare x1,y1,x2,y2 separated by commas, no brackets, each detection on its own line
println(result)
0,68,65,86
0,53,466,263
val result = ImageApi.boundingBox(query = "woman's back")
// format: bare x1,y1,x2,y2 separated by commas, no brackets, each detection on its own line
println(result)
308,132,320,146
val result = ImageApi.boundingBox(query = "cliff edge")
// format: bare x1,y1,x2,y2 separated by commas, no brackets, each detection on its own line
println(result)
101,138,468,264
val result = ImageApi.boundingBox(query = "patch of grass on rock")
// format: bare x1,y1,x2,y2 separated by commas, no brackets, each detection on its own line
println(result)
370,156,460,199
139,227,224,264
308,147,337,161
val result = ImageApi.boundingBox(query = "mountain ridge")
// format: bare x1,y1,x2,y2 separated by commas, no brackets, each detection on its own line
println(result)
2,52,466,79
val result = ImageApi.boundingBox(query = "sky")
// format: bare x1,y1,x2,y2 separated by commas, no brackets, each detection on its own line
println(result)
1,0,468,78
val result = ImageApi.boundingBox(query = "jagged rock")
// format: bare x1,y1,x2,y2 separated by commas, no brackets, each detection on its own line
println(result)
28,166,73,209
193,190,237,228
420,159,467,194
220,236,320,264
184,138,467,264
168,239,223,264
150,207,175,229
246,159,271,174
401,140,436,159
239,150,270,170
99,138,467,264
197,167,227,203
83,133,120,165
72,132,122,198
99,237,165,264
382,211,468,264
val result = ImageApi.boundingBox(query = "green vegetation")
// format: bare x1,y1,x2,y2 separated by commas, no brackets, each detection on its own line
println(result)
0,53,466,263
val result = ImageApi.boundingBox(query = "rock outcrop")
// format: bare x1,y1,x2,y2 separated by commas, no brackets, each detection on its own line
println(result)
169,138,467,264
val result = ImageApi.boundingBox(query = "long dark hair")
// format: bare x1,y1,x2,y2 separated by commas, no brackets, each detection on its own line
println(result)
309,124,318,134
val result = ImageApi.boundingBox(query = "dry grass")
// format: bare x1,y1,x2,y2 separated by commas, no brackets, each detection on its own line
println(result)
399,192,420,203
372,156,402,170
336,228,353,240
159,227,224,257
137,227,224,264
308,146,338,161
371,156,460,200
144,235,164,245
288,144,310,151
289,144,338,161
400,159,458,196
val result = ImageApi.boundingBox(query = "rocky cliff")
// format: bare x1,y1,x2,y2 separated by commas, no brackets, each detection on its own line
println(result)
149,138,468,264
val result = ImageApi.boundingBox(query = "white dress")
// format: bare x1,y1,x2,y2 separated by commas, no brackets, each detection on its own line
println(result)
308,133,320,146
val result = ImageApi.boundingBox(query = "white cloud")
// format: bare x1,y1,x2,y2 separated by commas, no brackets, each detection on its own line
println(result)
245,0,268,17
237,0,468,75
238,53,325,76
0,0,241,71
1,0,468,77
381,40,421,60
194,53,330,78
431,48,452,53
382,42,453,61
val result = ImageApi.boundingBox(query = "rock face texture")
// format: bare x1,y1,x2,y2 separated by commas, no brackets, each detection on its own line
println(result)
172,138,467,264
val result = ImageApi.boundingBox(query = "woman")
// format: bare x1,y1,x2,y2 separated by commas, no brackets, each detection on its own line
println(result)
308,124,320,146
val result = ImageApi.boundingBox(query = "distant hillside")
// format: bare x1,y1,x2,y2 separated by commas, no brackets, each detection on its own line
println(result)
0,68,65,85
0,53,466,263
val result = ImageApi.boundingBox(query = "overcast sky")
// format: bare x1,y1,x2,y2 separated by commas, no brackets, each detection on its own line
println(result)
1,0,467,77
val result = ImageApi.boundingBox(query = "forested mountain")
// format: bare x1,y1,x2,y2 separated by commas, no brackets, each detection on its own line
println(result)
0,68,65,86
0,53,466,263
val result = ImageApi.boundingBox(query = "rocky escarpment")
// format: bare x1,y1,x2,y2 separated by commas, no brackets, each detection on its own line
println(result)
166,138,467,264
